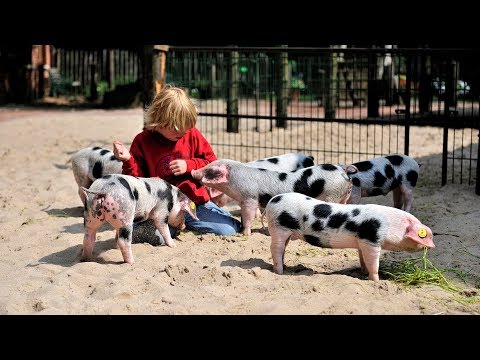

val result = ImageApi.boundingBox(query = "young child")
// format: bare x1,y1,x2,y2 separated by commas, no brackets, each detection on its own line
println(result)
113,85,242,245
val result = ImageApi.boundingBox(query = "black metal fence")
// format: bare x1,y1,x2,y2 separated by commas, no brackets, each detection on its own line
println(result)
165,46,480,193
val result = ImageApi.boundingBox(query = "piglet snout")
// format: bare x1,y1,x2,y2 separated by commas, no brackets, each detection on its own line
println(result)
191,169,201,179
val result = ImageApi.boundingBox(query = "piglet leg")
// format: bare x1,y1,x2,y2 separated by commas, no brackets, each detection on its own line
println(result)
269,228,292,275
153,218,176,248
357,248,367,274
240,199,259,236
400,185,414,213
81,226,97,261
357,241,382,282
116,225,135,264
392,187,404,210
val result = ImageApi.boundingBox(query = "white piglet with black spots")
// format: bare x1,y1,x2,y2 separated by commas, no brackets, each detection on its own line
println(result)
344,154,420,212
81,174,198,265
210,152,315,208
71,146,123,205
191,159,356,236
265,192,434,281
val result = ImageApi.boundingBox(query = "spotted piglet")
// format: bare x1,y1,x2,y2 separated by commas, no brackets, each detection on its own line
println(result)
71,146,122,205
81,174,198,264
344,154,420,212
210,152,315,208
191,159,356,236
264,192,434,281
247,152,315,171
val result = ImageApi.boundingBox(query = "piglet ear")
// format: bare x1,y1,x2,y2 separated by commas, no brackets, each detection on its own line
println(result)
181,198,199,221
201,164,229,185
343,164,358,175
405,221,435,248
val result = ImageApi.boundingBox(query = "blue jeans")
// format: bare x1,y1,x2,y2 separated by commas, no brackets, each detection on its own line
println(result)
132,201,242,245
185,201,243,235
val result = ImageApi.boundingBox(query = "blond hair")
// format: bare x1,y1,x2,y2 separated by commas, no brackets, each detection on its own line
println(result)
144,85,197,132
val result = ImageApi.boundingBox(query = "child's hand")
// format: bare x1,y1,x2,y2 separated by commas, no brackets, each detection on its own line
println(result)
113,140,131,161
169,159,187,176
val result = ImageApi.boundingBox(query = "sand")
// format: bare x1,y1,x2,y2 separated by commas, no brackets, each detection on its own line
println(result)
0,105,479,315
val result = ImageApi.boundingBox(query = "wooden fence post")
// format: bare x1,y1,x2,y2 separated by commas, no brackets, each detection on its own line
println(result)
89,63,98,101
37,64,45,99
142,45,169,128
325,46,338,119
153,45,169,94
227,47,239,133
367,48,380,118
476,131,480,195
107,49,115,90
275,45,288,128
142,46,154,112
418,53,432,113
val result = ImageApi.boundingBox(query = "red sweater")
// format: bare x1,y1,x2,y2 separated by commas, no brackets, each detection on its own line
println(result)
122,128,217,204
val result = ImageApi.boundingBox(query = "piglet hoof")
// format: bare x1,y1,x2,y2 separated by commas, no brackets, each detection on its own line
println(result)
242,229,252,236
121,255,135,265
165,239,177,248
273,266,284,275
368,273,380,282
80,252,91,262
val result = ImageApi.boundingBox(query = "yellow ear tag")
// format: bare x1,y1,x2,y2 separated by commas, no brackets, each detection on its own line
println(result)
418,228,427,238
190,202,196,210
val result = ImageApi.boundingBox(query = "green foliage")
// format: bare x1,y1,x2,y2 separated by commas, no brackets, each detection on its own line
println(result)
380,248,462,293
291,77,306,90
96,81,110,96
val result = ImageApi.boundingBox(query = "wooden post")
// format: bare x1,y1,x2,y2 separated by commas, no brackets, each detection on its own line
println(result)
37,64,45,99
108,49,115,90
227,47,239,133
141,45,169,114
444,59,457,109
142,46,154,128
441,60,452,187
418,53,432,113
275,45,288,128
404,55,413,155
324,46,338,119
255,55,260,131
89,63,98,101
367,48,380,118
36,45,49,99
476,130,480,195
153,45,169,94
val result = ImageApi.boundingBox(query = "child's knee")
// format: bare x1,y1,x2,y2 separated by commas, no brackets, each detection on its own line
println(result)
215,225,238,236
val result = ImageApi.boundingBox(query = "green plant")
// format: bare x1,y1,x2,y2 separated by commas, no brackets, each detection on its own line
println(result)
380,248,462,293
291,76,306,90
96,81,110,96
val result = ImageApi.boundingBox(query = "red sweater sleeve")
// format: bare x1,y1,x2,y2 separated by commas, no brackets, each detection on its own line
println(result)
185,128,217,172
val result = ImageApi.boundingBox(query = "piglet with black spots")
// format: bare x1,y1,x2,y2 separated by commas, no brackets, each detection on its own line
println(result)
191,159,356,236
344,154,420,212
210,152,315,208
71,146,122,206
264,192,434,281
81,174,198,264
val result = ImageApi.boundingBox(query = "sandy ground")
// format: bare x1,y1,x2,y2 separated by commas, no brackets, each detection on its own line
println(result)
0,106,479,315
